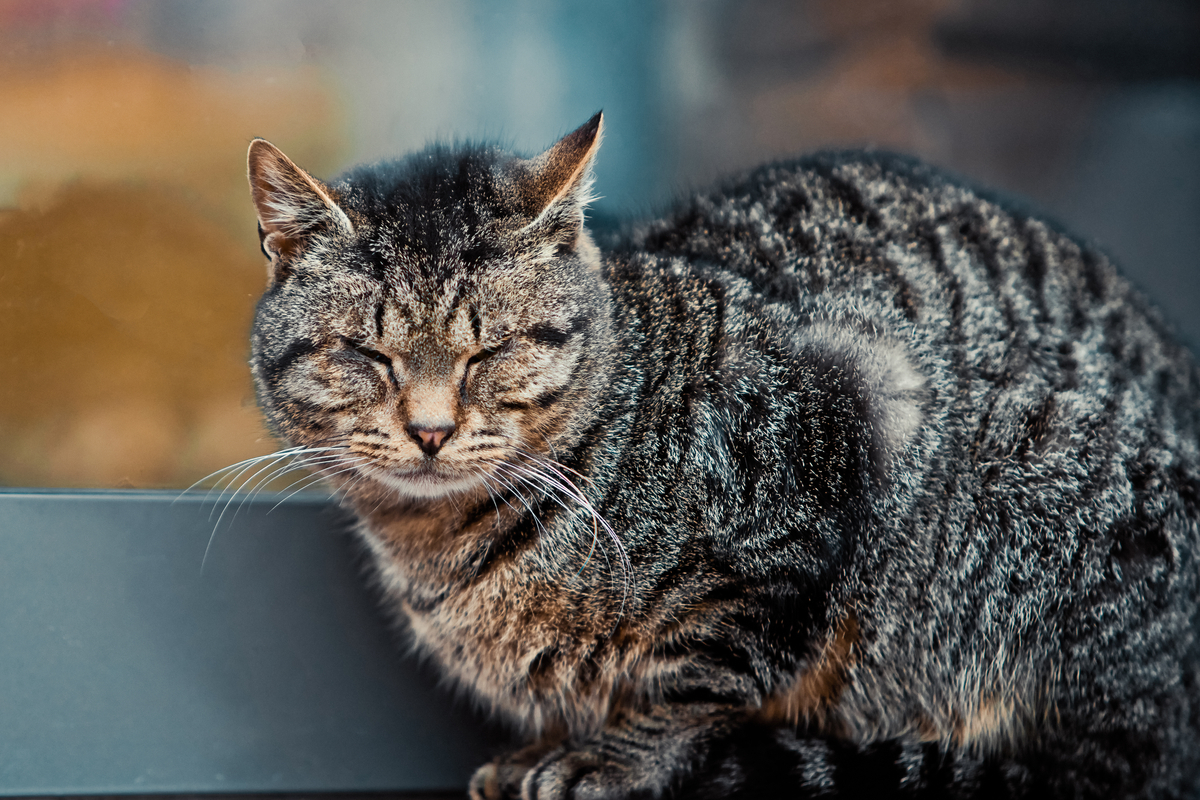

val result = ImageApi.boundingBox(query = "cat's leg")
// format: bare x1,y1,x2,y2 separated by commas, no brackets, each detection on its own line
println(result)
467,702,978,800
469,736,564,800
468,703,1172,800
469,703,737,800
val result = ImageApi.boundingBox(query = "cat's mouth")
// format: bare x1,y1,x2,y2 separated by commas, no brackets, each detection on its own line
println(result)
361,460,484,499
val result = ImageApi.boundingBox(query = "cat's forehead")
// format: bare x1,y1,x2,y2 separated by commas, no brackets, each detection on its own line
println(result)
334,172,529,291
346,230,529,305
311,142,583,331
338,145,525,241
325,248,553,334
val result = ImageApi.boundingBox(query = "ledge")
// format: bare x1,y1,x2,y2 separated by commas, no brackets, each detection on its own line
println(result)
0,490,498,796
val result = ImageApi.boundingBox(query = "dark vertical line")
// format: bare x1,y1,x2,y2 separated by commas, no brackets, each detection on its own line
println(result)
1021,217,1052,325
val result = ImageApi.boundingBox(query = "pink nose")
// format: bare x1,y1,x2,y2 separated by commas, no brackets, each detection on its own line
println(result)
407,423,455,456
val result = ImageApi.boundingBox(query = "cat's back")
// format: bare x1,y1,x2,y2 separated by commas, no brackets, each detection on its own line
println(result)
611,149,1200,789
627,150,1200,450
631,147,1200,546
630,150,1112,318
627,147,1200,679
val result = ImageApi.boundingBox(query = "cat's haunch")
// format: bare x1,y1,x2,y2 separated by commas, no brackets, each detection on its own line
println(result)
244,114,1200,799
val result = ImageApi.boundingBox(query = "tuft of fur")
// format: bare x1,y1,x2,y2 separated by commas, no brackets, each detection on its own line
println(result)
245,115,1200,798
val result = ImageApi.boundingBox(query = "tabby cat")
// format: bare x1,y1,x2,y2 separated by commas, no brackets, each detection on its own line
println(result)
244,113,1200,798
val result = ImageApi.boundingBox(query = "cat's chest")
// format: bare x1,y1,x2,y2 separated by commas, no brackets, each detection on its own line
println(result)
363,515,639,731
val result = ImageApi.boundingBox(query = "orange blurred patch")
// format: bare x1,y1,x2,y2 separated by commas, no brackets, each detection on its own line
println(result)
0,46,343,211
0,183,267,487
0,44,345,488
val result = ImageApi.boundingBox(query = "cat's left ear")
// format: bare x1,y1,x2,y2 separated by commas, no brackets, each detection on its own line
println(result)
247,138,354,283
516,112,603,242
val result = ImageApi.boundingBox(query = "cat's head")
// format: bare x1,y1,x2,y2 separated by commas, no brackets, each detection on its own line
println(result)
246,114,613,501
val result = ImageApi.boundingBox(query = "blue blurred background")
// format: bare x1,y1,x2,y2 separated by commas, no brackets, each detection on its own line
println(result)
1,0,1197,488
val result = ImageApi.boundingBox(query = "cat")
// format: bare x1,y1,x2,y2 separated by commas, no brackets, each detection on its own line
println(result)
243,112,1200,798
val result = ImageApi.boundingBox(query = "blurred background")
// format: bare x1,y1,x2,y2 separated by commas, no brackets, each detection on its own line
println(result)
1,0,1197,489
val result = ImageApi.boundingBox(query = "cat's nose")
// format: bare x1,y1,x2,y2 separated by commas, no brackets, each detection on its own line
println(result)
407,423,455,456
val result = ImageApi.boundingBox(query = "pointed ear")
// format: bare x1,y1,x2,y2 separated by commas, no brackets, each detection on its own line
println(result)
517,112,603,230
247,138,353,281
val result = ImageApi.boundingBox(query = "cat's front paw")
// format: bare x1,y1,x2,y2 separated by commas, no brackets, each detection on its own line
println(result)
469,748,609,800
519,746,651,800
468,761,522,800
469,741,557,800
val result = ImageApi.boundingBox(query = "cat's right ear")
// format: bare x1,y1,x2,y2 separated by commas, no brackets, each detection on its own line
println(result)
247,139,353,284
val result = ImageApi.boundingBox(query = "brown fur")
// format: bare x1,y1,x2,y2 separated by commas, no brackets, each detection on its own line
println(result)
759,616,860,732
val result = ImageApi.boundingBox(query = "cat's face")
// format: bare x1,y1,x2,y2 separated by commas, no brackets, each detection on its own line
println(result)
247,115,611,500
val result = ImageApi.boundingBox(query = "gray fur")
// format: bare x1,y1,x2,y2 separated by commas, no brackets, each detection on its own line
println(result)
245,117,1200,798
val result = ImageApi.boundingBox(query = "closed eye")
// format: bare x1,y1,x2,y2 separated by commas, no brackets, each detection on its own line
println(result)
344,338,393,367
461,344,502,404
467,347,498,366
467,337,511,366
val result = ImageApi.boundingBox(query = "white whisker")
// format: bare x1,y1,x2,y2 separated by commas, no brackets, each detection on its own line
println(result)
190,444,356,573
521,457,630,613
269,457,367,512
475,469,505,521
177,447,304,499
216,447,346,528
184,446,344,506
491,453,631,617
500,462,608,580
233,452,348,519
247,452,351,501
484,462,550,536
477,468,529,522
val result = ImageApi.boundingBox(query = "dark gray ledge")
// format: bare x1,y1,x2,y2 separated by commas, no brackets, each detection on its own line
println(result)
0,490,500,796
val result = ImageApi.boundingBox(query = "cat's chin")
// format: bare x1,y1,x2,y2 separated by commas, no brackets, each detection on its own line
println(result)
363,464,484,500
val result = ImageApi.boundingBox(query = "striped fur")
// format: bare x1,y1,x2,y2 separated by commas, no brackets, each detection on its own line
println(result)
246,116,1200,798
